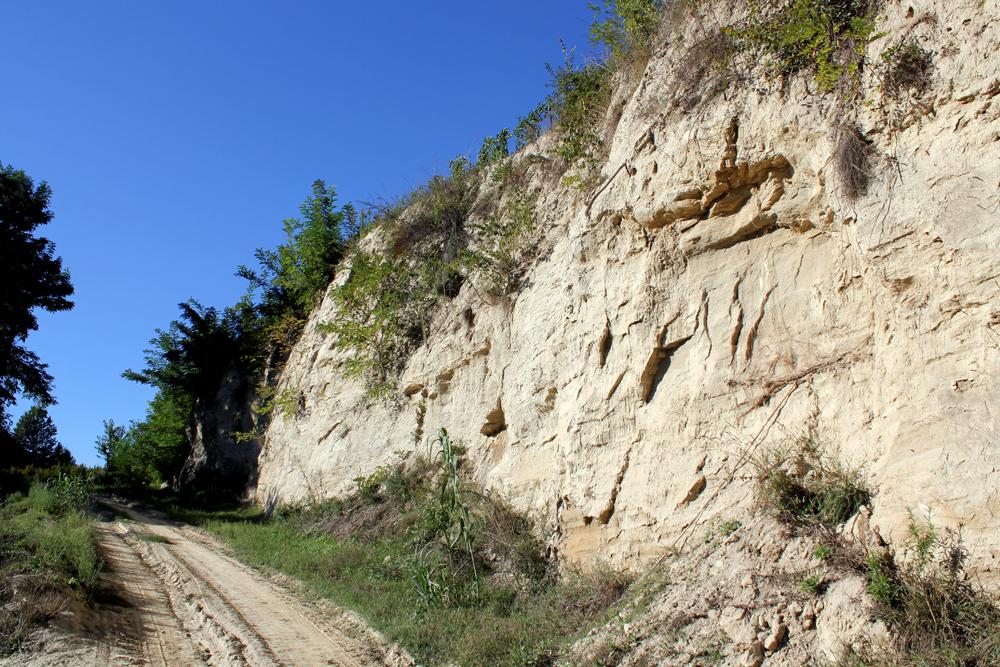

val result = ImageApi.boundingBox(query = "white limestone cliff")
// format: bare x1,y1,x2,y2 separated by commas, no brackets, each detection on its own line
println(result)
253,0,1000,596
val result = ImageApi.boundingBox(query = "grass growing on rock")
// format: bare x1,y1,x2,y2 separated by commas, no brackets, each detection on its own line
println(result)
754,434,871,527
179,430,632,666
848,518,1000,666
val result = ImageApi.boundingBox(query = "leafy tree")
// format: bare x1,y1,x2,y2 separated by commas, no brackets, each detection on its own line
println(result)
96,418,156,489
95,419,126,467
239,180,348,318
129,390,191,483
0,163,74,424
12,404,73,467
234,180,353,358
123,300,246,400
118,181,352,489
0,413,15,466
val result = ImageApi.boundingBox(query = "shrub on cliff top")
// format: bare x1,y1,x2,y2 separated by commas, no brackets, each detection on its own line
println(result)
589,0,664,64
546,50,612,165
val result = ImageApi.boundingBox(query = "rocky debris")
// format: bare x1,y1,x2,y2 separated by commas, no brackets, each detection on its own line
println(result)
558,513,893,665
763,622,787,651
741,640,764,667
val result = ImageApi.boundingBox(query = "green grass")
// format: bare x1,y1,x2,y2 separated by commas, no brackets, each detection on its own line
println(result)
813,544,832,561
3,484,100,588
200,517,628,666
171,447,632,667
800,574,823,595
205,521,620,665
1,482,100,654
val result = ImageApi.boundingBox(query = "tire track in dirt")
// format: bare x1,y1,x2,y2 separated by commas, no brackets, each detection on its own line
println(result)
93,520,205,666
94,498,391,667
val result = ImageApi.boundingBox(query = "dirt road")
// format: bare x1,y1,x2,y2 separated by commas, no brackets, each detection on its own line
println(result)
7,499,405,667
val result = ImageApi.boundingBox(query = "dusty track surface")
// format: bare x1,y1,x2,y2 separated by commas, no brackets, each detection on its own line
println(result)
5,499,404,667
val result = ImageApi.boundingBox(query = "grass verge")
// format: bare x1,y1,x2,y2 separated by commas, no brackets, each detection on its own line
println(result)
0,479,99,654
171,431,631,666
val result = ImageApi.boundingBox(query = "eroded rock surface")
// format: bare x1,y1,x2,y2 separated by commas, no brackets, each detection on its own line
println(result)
255,0,1000,597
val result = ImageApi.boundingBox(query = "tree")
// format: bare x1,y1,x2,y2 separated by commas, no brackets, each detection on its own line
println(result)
96,418,155,489
238,180,348,318
123,300,246,400
0,163,74,426
129,389,191,483
11,404,73,467
95,419,127,466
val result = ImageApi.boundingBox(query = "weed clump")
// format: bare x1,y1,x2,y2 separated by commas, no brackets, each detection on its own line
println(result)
846,517,1000,666
800,574,824,595
879,38,933,99
754,436,871,527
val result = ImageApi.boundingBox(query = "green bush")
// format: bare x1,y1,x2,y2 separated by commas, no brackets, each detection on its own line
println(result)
321,158,481,397
754,437,871,526
864,550,900,607
478,129,511,166
514,103,549,151
320,250,436,398
728,0,880,94
95,419,160,491
589,0,663,63
546,52,611,165
239,180,350,317
46,473,92,515
461,189,537,295
855,518,1000,666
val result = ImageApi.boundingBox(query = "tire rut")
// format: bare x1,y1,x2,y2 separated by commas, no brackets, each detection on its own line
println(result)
94,498,384,667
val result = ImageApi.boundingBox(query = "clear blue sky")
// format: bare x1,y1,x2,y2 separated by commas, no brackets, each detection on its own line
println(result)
3,1,596,466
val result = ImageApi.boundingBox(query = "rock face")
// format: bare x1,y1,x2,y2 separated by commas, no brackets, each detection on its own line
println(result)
254,0,1000,585
180,367,260,496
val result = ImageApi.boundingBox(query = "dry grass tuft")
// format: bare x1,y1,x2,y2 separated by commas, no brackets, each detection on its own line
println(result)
833,123,873,202
880,39,933,99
